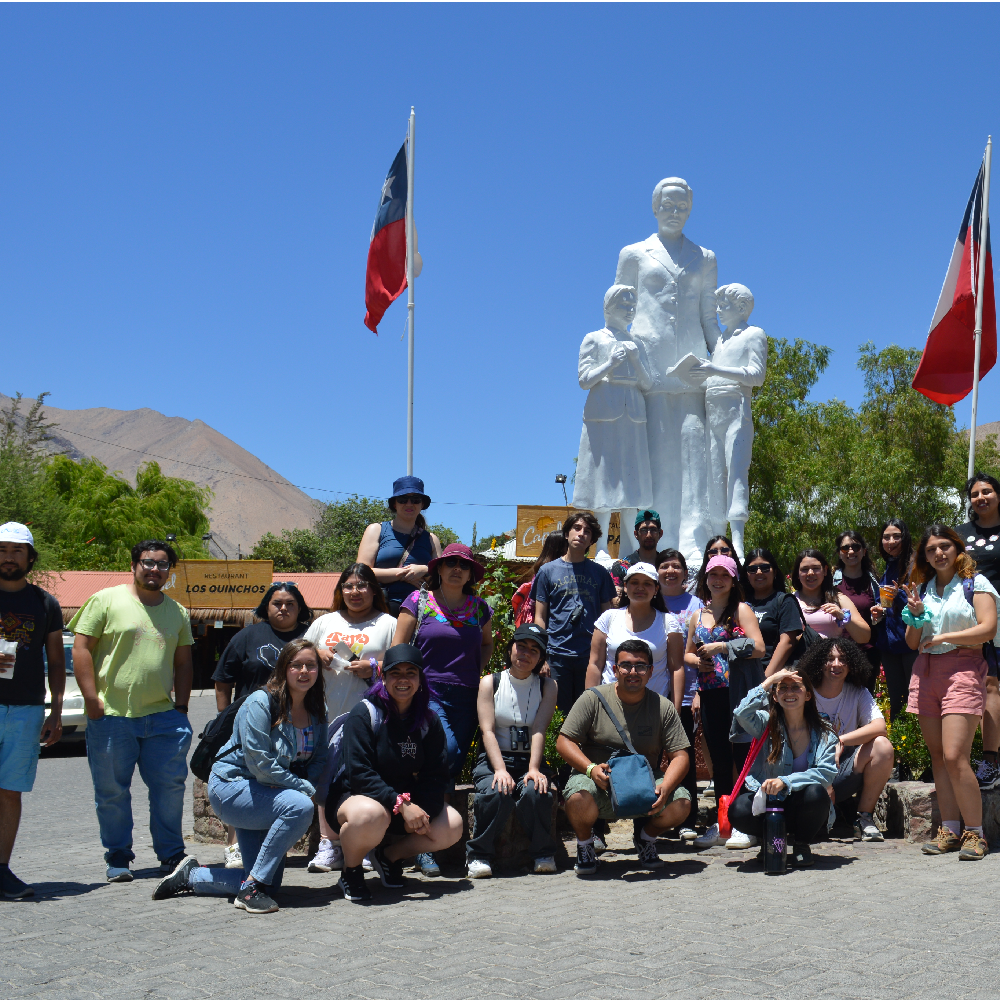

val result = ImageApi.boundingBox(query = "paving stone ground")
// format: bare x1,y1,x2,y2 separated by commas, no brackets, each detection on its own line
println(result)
5,690,1000,999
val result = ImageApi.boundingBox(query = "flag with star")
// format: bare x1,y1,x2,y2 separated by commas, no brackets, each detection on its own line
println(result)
364,142,408,333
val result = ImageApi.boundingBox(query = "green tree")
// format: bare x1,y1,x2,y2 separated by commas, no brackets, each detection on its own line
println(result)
429,523,460,548
313,495,390,570
249,528,324,572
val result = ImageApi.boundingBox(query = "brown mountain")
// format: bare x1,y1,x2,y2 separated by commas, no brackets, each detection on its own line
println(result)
4,394,319,556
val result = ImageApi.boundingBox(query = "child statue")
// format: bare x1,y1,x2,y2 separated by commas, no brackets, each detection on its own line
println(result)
571,284,654,555
678,283,767,559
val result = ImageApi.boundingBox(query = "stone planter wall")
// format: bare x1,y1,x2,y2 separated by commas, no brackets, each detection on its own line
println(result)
874,781,1000,848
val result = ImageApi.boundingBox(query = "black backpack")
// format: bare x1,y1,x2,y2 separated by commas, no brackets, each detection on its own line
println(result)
190,691,280,781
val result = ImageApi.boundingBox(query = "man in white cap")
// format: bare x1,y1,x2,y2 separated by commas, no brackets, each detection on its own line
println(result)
0,522,65,898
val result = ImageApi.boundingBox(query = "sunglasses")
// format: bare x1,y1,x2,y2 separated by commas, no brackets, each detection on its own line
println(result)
839,544,863,553
441,557,473,569
748,564,773,574
271,582,298,590
396,494,425,505
709,546,732,555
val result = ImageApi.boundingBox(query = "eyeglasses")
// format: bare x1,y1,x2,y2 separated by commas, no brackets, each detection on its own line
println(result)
442,557,473,569
748,564,773,574
839,544,863,553
396,494,424,505
341,582,370,593
709,546,732,555
139,559,171,571
616,661,651,673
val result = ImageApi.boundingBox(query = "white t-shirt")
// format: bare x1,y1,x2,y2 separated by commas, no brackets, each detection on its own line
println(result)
594,608,682,697
304,610,396,721
813,684,883,736
494,670,545,751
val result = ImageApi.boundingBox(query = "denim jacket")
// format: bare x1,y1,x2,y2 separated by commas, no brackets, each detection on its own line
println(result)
733,685,838,826
212,689,329,798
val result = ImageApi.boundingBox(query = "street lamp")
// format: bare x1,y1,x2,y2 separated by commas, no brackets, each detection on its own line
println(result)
202,532,228,559
165,534,177,543
555,474,568,505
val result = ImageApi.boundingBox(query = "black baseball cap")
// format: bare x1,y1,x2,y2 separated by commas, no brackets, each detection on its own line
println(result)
511,622,548,653
382,644,425,673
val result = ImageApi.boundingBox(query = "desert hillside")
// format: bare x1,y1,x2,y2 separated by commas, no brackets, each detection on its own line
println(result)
3,394,319,556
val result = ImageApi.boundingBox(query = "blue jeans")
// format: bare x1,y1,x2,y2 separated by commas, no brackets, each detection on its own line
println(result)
429,682,479,779
85,708,192,865
200,772,314,888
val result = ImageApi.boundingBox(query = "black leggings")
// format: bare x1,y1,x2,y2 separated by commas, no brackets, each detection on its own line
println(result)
880,649,918,721
679,706,699,809
700,687,734,798
727,785,830,844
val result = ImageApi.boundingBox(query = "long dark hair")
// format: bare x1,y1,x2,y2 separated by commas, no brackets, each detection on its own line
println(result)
835,530,873,579
791,549,840,605
364,669,434,734
618,567,668,613
739,547,786,596
909,523,977,588
694,561,744,629
332,563,389,615
878,518,913,575
704,535,743,574
254,582,312,624
765,668,835,764
965,471,1000,523
532,531,568,576
798,636,874,691
265,639,326,725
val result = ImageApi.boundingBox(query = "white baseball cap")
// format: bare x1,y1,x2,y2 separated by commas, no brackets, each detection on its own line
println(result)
0,522,34,546
624,561,658,583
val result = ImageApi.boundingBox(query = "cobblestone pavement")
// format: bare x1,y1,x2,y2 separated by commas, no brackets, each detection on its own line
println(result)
5,690,999,999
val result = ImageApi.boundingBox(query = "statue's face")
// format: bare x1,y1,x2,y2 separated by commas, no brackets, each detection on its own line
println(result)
655,186,691,236
607,289,636,326
717,296,744,330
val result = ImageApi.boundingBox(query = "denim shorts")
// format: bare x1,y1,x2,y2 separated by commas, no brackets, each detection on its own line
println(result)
0,704,45,792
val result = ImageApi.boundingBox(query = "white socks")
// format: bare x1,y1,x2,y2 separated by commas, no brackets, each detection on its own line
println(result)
576,836,595,848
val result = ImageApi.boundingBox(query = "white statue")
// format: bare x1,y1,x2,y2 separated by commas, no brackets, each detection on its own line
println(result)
614,177,720,567
571,285,654,553
678,283,767,559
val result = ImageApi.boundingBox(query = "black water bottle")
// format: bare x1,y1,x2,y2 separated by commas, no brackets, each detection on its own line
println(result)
763,800,787,875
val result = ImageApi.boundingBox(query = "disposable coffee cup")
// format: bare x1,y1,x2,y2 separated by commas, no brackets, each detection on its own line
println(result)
0,638,17,679
879,584,898,609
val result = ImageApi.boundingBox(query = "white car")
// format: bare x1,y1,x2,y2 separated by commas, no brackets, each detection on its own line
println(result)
44,631,87,744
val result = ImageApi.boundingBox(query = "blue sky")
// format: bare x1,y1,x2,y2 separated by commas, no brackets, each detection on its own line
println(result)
2,3,999,545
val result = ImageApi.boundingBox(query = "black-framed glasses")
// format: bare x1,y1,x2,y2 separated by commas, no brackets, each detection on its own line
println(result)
139,558,170,571
748,564,773,574
616,661,651,673
442,557,473,569
839,544,863,553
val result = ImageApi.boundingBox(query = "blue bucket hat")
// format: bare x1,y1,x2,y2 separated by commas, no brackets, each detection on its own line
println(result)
390,475,431,509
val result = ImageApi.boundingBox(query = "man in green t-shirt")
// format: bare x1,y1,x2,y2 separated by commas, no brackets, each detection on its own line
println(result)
557,639,691,876
71,540,196,884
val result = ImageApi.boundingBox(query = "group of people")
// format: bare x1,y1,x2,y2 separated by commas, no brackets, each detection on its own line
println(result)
1,470,1000,905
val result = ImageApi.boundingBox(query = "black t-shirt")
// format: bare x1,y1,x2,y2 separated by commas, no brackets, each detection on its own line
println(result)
0,584,63,706
211,620,309,700
746,591,801,671
957,521,1000,591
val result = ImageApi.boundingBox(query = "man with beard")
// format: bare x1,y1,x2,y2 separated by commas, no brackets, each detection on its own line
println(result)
0,522,64,898
70,540,195,883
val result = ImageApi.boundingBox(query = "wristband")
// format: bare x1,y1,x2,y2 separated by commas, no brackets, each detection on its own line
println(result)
369,656,378,672
393,792,411,815
586,763,597,779
839,610,851,626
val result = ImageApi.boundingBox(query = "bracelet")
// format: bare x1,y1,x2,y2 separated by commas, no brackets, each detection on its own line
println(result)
586,763,597,779
393,792,411,815
369,656,378,672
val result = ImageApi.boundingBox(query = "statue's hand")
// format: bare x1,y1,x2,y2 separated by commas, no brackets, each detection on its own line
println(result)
610,343,628,366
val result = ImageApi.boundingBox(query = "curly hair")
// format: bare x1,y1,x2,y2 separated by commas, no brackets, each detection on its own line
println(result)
797,636,873,691
265,639,326,725
909,523,977,588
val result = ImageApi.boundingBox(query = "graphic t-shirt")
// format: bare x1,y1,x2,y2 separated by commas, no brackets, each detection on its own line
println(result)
305,610,397,720
560,683,689,770
593,608,682,697
664,593,703,707
958,520,1000,592
69,585,193,718
746,591,801,672
814,684,883,736
0,584,63,706
212,620,309,701
401,590,493,688
530,558,615,659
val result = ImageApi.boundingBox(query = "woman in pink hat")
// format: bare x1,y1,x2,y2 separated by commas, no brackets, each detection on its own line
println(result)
391,543,493,876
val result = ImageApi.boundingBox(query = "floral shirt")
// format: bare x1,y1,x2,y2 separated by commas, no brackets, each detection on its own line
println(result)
693,610,743,691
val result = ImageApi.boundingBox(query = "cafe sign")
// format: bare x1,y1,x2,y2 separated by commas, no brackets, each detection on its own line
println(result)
162,560,275,609
515,506,619,559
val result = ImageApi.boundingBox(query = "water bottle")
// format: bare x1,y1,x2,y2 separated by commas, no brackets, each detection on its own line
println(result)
763,800,787,875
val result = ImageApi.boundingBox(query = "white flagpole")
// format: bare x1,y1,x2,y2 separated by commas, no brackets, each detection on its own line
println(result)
405,107,416,476
968,135,993,479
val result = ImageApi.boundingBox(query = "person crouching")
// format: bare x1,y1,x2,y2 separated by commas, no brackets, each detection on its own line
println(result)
329,644,463,901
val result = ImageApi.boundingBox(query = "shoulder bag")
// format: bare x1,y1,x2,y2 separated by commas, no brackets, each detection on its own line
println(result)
592,688,658,818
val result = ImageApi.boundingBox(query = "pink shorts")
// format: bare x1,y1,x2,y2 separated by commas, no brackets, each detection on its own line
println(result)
907,648,987,717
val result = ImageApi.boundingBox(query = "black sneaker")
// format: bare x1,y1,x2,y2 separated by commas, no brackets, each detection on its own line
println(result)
976,758,1000,791
233,880,279,913
151,856,199,901
370,845,405,889
338,865,372,902
574,841,598,876
1,868,34,899
633,835,664,869
158,851,189,875
787,842,813,868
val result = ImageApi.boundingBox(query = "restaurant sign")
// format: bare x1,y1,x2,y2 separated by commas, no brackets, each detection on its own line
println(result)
162,560,275,609
515,506,618,559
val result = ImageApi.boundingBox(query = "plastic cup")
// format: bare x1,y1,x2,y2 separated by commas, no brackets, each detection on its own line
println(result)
879,584,897,609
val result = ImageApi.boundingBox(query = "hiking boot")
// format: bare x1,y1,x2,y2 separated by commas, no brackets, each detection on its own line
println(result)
574,841,598,876
921,826,961,855
158,851,188,875
233,880,279,913
533,856,557,874
415,852,440,876
370,844,406,889
1,868,34,899
854,812,884,842
959,829,989,861
151,856,199,900
307,838,343,873
633,835,664,869
223,844,243,870
338,865,372,902
467,858,493,879
976,758,1000,791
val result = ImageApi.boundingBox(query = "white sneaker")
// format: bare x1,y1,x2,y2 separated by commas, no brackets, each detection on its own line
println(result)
693,823,725,849
533,856,557,874
725,829,758,850
307,838,343,872
106,864,133,883
362,853,374,872
467,858,493,879
678,826,698,842
224,844,243,869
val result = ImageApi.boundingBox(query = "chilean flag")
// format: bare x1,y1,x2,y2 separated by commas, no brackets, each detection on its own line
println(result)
364,143,408,333
912,162,996,405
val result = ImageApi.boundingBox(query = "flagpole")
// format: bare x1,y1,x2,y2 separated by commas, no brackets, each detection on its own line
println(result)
405,107,416,476
968,136,993,479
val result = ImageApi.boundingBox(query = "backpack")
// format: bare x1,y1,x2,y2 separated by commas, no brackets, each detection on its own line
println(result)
189,690,280,782
491,670,546,697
